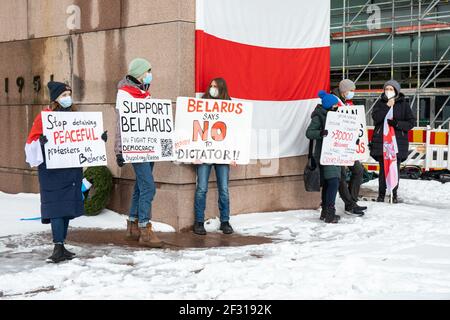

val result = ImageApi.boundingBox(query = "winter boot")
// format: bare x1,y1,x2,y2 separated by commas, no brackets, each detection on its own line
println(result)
219,221,234,234
138,223,163,248
320,206,326,220
376,194,385,202
46,243,66,264
62,244,76,260
345,205,365,217
324,207,340,224
193,222,207,235
125,220,141,241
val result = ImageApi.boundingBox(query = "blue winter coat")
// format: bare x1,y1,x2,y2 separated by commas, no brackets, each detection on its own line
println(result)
38,153,84,224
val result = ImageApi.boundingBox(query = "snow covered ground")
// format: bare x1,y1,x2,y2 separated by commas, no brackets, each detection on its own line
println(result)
0,179,450,300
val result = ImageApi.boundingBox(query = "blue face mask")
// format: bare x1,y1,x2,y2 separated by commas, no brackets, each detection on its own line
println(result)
345,91,355,100
58,96,73,109
143,73,153,85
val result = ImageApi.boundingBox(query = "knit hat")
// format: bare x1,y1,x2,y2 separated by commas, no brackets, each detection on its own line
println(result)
339,79,356,93
318,90,339,110
47,81,72,102
128,58,152,79
384,80,401,95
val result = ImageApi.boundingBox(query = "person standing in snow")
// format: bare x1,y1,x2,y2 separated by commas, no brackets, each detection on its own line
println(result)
24,81,108,263
192,78,236,235
115,58,163,248
370,80,415,203
306,91,342,223
332,79,366,217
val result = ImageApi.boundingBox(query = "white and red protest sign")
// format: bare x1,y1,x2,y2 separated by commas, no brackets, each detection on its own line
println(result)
116,95,175,163
336,105,370,161
175,97,253,164
42,112,107,169
320,112,359,166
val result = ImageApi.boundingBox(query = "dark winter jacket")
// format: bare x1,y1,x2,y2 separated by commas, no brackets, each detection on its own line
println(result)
370,93,415,161
305,105,341,181
38,160,84,224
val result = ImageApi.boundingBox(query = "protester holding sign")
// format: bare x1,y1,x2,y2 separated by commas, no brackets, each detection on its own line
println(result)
192,78,236,235
306,91,341,224
370,80,415,203
114,58,163,247
332,79,366,216
24,82,107,263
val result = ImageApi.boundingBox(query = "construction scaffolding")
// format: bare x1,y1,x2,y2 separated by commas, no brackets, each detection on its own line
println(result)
331,0,450,129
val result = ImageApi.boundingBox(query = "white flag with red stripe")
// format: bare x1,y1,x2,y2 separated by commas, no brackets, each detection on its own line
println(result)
383,107,399,193
195,0,330,159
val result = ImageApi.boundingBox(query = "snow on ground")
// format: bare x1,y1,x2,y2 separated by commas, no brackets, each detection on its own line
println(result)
0,179,450,300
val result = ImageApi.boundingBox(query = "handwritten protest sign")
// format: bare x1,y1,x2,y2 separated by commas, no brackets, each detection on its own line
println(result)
175,97,253,164
320,112,359,166
336,105,370,161
116,95,175,162
42,112,107,169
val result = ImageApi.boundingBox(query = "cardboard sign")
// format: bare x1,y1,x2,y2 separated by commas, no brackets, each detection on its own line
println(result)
336,105,370,161
320,112,359,166
174,97,253,164
116,95,175,163
42,111,107,169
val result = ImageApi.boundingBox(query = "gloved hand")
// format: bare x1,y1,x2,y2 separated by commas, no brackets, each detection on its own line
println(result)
116,153,125,167
39,135,48,145
101,130,108,142
355,138,360,145
387,119,398,128
320,130,328,137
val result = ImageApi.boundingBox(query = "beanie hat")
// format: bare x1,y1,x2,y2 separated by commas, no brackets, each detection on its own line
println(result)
128,58,152,79
318,90,339,110
384,80,401,95
47,81,72,102
339,79,356,93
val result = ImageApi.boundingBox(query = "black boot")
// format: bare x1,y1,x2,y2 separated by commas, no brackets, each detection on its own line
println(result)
320,207,326,220
345,205,365,217
391,192,398,204
193,222,207,235
324,207,340,224
46,244,66,264
219,221,234,234
62,245,76,260
354,204,367,211
376,194,385,202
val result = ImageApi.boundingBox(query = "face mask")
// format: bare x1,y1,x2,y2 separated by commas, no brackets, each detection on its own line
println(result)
345,91,355,100
385,91,396,100
209,87,219,98
143,72,153,85
58,96,73,109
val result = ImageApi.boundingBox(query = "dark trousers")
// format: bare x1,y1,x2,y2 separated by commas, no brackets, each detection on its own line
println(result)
321,178,340,208
51,217,70,244
338,161,364,209
378,159,401,197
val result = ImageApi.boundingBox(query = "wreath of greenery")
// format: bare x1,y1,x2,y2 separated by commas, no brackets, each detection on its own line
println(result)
83,166,113,216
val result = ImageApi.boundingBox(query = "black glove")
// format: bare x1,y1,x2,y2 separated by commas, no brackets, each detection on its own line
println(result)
116,154,125,167
387,119,398,128
101,130,108,142
320,130,328,137
355,138,360,145
39,135,48,145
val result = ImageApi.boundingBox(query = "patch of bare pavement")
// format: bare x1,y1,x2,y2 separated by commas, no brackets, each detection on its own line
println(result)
66,229,274,250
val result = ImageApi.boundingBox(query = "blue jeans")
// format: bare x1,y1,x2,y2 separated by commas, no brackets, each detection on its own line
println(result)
129,162,156,228
194,164,230,223
51,217,70,244
321,177,340,208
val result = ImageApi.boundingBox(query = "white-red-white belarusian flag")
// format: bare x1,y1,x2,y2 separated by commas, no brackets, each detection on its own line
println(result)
383,107,399,193
195,0,330,159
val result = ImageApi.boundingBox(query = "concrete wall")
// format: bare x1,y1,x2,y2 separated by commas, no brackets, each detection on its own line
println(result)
0,0,320,231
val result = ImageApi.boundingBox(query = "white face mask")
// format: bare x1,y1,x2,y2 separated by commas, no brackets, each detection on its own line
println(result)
209,87,219,98
385,91,396,100
345,91,355,100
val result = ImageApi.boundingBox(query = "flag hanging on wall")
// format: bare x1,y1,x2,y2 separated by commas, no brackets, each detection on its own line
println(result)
195,0,330,159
